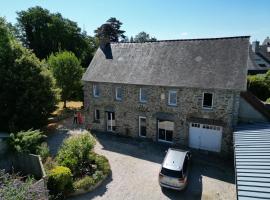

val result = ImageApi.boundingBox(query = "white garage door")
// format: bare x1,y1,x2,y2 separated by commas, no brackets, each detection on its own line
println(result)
189,123,222,152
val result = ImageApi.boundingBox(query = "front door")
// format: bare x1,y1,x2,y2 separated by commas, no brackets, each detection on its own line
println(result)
107,112,116,132
139,116,146,137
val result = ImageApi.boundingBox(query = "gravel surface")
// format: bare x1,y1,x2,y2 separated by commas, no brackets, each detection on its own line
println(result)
47,128,236,200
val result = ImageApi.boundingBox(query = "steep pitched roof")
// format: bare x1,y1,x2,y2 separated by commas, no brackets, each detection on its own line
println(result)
82,36,250,90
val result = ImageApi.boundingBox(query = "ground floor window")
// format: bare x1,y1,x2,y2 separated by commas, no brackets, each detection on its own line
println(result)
107,112,116,132
94,109,100,121
158,120,174,142
139,116,146,137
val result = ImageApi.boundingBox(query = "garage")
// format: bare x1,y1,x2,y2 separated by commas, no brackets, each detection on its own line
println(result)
189,122,223,152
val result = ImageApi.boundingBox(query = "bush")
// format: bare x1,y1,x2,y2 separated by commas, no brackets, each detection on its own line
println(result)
56,131,96,176
47,166,73,196
73,176,95,190
37,142,50,161
247,74,270,101
8,129,46,154
94,154,111,176
43,157,57,173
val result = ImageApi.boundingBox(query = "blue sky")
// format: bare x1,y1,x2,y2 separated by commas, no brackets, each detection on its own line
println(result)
0,0,269,42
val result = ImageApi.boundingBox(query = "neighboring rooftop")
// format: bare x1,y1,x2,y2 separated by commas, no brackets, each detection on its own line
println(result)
82,36,250,91
234,123,270,200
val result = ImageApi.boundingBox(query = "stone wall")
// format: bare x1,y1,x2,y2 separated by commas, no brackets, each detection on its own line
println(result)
83,81,240,154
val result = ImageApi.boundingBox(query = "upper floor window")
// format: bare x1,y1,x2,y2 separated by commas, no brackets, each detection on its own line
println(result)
202,92,213,109
93,84,100,97
115,87,123,101
139,88,147,103
168,90,177,106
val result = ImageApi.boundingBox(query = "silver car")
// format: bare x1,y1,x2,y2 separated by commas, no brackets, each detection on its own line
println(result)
159,148,191,190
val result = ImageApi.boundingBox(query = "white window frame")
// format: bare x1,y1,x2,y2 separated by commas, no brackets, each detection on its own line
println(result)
115,87,122,101
139,88,147,103
139,116,146,137
157,120,174,143
168,90,177,106
93,84,100,97
202,92,213,109
94,109,100,120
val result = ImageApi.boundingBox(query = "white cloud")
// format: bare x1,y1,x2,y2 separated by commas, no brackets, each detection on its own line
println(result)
180,32,188,36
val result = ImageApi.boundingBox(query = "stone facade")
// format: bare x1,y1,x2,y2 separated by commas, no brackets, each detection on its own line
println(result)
83,81,240,154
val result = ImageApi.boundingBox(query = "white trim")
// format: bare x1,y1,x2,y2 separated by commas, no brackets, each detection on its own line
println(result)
157,120,174,143
202,92,213,109
115,87,122,101
93,84,100,97
139,88,147,103
139,116,146,137
168,90,177,106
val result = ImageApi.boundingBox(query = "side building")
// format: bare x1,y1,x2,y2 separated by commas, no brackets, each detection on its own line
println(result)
82,36,250,154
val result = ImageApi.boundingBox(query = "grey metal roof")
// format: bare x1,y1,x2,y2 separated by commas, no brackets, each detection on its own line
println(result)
82,36,250,90
234,123,270,200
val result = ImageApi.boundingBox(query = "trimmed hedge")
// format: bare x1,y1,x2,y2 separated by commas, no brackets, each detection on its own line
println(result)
47,166,73,196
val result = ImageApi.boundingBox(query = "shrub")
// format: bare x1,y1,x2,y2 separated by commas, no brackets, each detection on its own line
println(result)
94,154,111,176
8,129,46,154
43,157,57,173
247,74,270,101
56,131,96,175
73,176,95,191
47,166,73,196
37,142,50,161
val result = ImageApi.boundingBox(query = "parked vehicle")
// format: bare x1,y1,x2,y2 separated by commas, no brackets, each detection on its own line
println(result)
159,148,191,190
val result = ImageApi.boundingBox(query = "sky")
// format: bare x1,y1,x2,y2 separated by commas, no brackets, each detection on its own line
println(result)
0,0,269,42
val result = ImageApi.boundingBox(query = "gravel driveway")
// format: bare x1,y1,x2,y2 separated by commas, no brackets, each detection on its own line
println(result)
47,129,236,200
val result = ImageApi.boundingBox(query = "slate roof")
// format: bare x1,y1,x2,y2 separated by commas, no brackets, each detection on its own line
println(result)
234,123,270,200
82,36,250,90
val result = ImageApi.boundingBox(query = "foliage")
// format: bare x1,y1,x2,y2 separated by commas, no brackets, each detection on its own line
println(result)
16,6,97,68
47,51,84,107
94,17,126,42
47,166,73,196
73,176,95,190
43,157,57,173
94,154,111,176
0,170,43,200
0,17,60,132
247,74,270,101
8,129,46,154
133,31,157,42
56,131,96,176
37,142,50,161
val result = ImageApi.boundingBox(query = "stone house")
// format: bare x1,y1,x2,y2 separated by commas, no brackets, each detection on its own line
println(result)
82,36,250,154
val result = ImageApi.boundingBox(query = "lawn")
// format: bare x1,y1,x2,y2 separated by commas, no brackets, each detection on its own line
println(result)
52,101,83,116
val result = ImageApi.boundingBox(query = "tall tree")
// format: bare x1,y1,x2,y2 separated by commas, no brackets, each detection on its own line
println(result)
16,6,97,68
133,31,157,42
0,18,59,132
94,17,126,42
47,51,83,108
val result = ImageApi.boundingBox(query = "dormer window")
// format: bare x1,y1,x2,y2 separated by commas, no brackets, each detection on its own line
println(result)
93,84,100,97
202,92,213,109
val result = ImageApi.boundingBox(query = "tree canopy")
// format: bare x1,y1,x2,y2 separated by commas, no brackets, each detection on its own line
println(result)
47,51,83,108
94,17,126,42
133,31,157,42
0,17,59,132
16,6,97,68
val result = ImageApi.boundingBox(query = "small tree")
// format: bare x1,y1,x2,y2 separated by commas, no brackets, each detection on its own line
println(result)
247,74,270,101
133,31,157,42
48,51,83,108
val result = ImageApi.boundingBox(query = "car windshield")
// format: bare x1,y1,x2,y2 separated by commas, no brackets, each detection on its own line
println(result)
161,167,183,178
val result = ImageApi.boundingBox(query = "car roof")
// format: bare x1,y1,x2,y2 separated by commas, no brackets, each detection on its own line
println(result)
162,148,189,171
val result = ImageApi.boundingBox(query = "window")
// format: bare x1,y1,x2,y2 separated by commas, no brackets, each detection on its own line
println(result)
94,109,100,121
202,92,213,109
115,87,123,101
158,120,174,142
139,116,146,137
93,84,100,97
139,88,147,103
168,90,177,106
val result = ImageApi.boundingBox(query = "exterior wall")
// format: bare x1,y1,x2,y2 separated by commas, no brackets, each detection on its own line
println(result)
238,97,268,123
83,81,240,154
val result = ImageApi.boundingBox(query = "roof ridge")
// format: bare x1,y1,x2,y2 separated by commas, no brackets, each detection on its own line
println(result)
113,36,250,44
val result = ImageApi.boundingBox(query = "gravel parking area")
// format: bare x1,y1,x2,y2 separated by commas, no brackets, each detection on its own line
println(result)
61,131,236,200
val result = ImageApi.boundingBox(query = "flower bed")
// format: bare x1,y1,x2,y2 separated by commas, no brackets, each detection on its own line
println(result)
44,131,110,198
